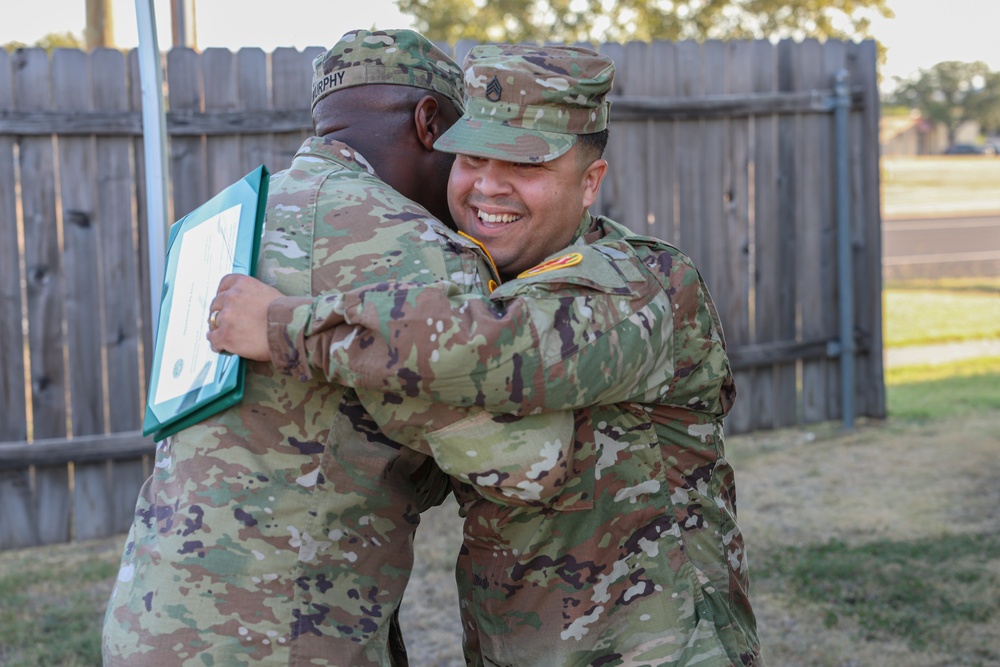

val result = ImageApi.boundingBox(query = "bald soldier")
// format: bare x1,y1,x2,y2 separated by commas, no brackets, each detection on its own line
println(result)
103,29,505,666
209,44,764,666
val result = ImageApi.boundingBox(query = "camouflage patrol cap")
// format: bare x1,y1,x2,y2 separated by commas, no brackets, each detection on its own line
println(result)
311,29,465,113
434,44,614,163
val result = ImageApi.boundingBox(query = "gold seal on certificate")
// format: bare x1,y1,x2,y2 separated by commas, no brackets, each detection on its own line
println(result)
142,166,269,441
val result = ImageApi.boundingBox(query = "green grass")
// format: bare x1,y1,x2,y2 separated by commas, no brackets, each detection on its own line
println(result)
759,533,1000,650
886,355,1000,421
883,277,1000,421
0,546,119,666
884,278,1000,347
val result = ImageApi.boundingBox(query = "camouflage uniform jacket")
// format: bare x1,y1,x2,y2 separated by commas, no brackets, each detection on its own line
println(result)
270,214,764,666
102,135,500,667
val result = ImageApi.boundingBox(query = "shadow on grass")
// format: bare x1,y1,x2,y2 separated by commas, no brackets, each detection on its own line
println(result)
757,533,1000,651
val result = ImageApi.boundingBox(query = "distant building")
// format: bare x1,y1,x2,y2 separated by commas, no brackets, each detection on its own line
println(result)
880,114,979,157
881,112,944,156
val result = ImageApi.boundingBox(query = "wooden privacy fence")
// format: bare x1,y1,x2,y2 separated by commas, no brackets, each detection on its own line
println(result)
0,39,883,551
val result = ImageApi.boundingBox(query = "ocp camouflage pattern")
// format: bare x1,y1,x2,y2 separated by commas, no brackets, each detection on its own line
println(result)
102,135,499,666
435,44,614,163
311,29,465,112
274,213,764,665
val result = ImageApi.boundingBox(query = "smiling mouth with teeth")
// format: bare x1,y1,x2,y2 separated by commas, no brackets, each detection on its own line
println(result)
476,209,523,224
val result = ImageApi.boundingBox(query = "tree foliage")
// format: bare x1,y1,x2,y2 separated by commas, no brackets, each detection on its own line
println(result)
395,0,893,45
35,31,85,51
890,61,1000,141
968,71,1000,136
3,31,84,53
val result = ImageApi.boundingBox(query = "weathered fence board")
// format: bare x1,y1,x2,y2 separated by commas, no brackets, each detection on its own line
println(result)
722,40,755,434
0,469,38,549
16,48,73,546
795,39,832,424
56,48,105,438
95,47,144,431
18,49,66,442
75,458,113,541
168,47,208,222
647,40,678,246
772,40,803,428
56,48,109,543
204,48,242,196
675,40,705,262
853,40,887,418
127,48,155,382
0,50,32,551
701,41,731,294
748,40,782,432
90,47,147,540
270,47,323,174
0,49,26,445
238,48,272,181
106,49,153,539
0,40,884,551
706,40,751,429
743,44,782,426
598,41,649,243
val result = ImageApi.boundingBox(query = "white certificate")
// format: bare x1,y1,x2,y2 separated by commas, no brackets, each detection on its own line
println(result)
143,164,269,441
153,204,241,404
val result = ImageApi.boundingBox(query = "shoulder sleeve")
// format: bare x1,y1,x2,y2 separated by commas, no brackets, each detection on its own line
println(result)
278,243,677,413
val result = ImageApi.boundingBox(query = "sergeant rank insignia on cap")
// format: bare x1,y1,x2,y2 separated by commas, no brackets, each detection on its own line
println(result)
517,252,583,279
485,76,503,102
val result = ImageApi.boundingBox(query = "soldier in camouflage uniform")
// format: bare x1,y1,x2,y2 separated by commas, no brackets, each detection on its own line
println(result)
209,45,764,666
102,29,507,667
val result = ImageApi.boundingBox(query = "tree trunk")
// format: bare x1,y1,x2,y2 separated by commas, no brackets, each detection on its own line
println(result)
171,0,198,49
84,0,114,49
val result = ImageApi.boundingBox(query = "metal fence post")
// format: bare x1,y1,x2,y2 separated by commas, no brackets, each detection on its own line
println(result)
834,68,855,429
134,0,170,335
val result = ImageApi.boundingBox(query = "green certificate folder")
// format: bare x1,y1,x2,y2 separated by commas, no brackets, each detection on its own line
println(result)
143,165,269,441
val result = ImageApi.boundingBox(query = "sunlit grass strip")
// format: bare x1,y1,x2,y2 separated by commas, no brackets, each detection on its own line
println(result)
883,277,1000,293
886,356,1000,421
883,288,1000,347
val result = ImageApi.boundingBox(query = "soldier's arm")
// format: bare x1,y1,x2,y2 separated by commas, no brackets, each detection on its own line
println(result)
267,245,677,414
355,393,582,508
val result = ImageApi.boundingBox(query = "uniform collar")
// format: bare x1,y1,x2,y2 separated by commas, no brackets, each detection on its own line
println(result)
575,211,603,246
295,135,379,177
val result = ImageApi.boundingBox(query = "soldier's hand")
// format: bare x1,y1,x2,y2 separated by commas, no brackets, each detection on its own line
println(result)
207,274,281,361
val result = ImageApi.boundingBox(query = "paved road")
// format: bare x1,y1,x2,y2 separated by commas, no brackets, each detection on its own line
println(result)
882,212,1000,275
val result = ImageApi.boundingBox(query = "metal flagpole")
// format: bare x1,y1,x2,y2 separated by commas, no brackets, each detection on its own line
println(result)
134,0,170,335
